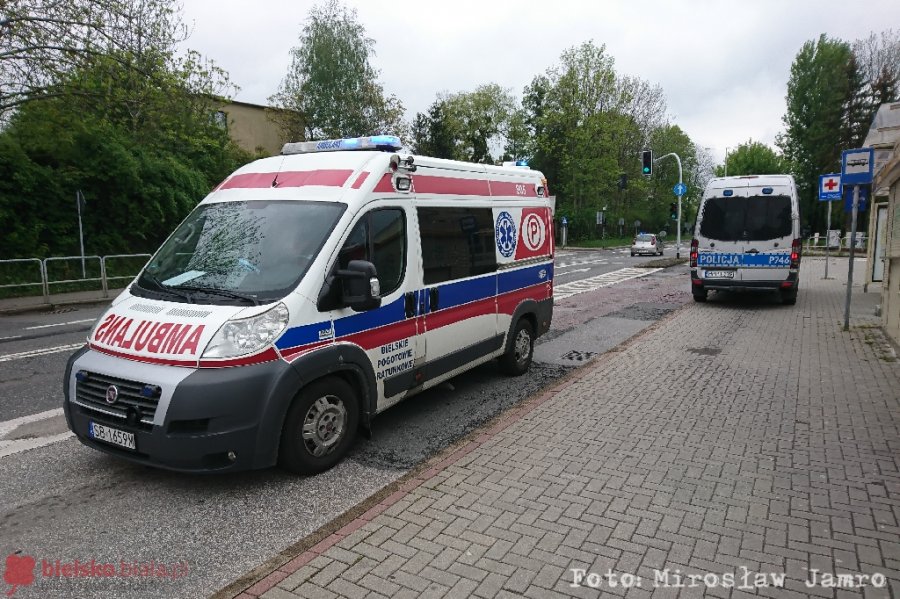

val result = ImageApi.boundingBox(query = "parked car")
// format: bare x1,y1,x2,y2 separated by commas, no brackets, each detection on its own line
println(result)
631,233,663,256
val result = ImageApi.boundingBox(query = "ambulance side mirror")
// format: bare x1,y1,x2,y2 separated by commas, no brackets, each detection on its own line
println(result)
336,260,381,312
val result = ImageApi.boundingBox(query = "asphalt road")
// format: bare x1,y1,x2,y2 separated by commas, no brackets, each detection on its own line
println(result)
0,247,691,599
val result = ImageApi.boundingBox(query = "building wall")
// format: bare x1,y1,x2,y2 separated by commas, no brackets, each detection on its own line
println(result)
877,149,900,346
214,101,293,157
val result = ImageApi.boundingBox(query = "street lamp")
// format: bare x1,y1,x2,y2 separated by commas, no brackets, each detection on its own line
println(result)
724,147,730,177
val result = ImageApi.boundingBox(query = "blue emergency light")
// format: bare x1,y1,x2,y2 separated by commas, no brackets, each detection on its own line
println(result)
762,187,773,194
282,135,403,155
723,189,733,196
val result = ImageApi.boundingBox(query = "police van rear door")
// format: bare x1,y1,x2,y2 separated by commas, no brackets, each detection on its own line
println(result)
696,192,745,282
738,184,794,284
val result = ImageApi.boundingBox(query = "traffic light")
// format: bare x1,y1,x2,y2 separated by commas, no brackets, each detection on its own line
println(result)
617,173,628,190
641,150,653,176
670,202,677,221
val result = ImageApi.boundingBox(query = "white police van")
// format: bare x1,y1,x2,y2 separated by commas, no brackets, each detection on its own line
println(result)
64,136,555,474
690,175,801,304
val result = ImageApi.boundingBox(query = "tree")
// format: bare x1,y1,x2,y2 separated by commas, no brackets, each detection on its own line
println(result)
442,84,515,163
521,41,671,237
852,29,900,110
778,34,852,232
716,140,787,177
270,0,405,141
0,0,193,118
840,54,871,151
0,1,251,259
411,99,456,159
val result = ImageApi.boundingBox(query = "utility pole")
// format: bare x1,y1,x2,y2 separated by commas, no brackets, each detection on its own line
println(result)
655,153,684,258
76,190,86,278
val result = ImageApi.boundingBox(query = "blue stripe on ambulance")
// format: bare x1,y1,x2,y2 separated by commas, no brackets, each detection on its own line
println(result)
275,260,553,352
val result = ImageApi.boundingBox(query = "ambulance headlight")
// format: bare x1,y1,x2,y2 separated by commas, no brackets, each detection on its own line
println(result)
202,303,289,359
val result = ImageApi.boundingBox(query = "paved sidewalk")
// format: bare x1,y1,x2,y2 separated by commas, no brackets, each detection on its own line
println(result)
225,259,900,599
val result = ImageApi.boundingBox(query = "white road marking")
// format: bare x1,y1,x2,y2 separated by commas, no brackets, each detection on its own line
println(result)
556,258,610,268
0,431,74,458
0,335,23,341
554,267,663,300
25,318,95,330
0,343,84,363
556,268,591,276
0,408,73,459
0,408,65,436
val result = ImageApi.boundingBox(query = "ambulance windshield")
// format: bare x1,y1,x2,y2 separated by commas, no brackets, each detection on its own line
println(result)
134,200,345,304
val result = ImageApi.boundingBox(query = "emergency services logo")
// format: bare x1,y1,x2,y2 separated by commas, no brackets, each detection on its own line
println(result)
495,211,517,258
521,213,546,252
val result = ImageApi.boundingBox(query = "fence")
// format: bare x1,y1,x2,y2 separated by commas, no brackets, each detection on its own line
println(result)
0,254,151,305
805,233,868,253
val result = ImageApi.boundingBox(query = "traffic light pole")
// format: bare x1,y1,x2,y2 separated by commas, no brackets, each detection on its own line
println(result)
655,152,683,258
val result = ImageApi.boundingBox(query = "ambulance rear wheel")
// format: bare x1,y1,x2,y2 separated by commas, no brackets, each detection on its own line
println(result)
279,377,358,475
500,319,534,376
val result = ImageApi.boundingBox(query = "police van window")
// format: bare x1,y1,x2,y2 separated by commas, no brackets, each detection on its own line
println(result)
699,196,792,241
418,207,497,285
337,209,406,296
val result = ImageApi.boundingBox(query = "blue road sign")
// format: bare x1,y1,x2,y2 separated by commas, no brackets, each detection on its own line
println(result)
673,183,687,196
561,216,568,226
818,174,841,201
841,148,875,185
843,185,868,213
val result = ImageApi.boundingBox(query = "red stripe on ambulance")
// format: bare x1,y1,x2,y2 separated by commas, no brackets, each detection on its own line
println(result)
220,170,353,190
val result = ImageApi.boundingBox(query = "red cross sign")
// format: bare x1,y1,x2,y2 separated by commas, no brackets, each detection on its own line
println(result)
819,174,842,201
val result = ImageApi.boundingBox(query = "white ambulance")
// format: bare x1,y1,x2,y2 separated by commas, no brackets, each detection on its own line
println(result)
63,136,555,474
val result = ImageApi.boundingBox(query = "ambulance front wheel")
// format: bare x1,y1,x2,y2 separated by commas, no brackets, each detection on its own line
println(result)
278,376,359,475
500,319,534,376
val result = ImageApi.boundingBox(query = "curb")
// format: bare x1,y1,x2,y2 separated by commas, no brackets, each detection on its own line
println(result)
0,294,120,317
212,300,691,599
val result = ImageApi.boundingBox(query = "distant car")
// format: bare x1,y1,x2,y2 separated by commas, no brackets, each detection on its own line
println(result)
631,233,663,256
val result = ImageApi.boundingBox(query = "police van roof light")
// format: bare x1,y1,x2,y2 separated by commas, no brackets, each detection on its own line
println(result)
282,135,403,155
723,189,734,196
762,187,773,194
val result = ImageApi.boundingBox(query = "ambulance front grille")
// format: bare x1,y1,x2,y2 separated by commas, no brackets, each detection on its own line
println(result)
74,372,159,431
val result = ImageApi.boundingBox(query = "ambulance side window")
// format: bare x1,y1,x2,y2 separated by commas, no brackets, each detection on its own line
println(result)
418,207,497,285
337,208,406,296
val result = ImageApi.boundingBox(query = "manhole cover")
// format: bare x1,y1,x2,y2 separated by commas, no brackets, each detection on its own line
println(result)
561,350,598,362
50,307,77,314
686,347,721,356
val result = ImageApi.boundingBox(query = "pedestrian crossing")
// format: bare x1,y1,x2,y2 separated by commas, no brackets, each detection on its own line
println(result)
553,267,663,300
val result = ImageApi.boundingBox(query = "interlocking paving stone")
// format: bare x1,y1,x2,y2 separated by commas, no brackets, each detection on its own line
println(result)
238,260,899,598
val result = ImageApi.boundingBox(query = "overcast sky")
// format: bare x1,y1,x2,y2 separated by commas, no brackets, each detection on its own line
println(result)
179,0,899,163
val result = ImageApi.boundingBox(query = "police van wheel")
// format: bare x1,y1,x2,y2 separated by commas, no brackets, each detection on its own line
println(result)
500,319,534,376
279,377,359,475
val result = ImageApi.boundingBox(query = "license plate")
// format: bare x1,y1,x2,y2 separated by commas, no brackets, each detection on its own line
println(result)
704,270,735,279
88,421,136,450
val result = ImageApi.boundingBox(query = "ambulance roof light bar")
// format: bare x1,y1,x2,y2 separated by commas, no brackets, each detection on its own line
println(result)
282,135,403,155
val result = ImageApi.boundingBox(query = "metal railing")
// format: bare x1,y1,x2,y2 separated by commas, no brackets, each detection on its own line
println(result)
805,234,868,252
0,254,151,305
